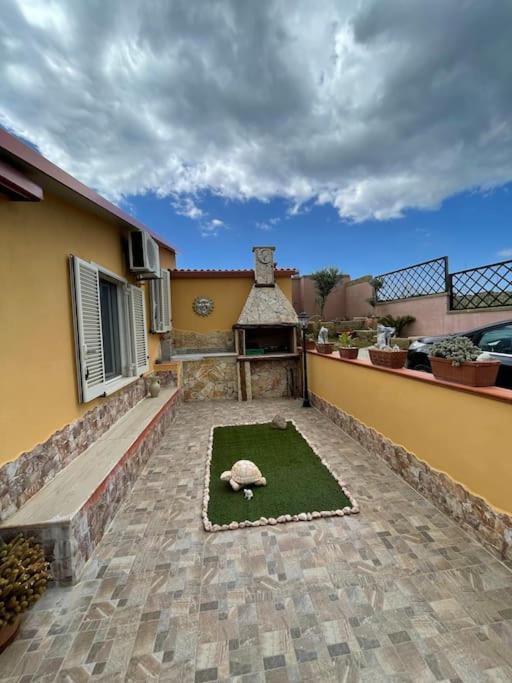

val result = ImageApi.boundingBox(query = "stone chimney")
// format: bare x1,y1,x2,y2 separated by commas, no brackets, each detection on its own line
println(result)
253,246,275,287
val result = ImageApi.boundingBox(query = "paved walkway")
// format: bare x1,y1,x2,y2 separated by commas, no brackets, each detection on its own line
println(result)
1,400,512,682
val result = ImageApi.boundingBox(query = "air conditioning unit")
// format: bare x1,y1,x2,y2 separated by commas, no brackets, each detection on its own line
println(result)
128,230,160,278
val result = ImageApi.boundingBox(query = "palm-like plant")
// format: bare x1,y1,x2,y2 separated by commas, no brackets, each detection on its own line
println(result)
378,314,416,336
310,267,346,320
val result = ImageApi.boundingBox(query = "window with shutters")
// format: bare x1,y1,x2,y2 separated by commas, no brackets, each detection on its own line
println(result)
70,256,149,403
150,269,171,333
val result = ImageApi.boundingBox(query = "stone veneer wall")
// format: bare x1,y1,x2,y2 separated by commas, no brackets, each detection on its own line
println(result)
172,329,234,353
181,356,238,401
311,392,512,565
2,390,181,582
250,359,300,399
0,374,174,522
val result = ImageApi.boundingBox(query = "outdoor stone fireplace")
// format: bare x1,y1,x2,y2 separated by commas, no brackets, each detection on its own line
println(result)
235,247,300,400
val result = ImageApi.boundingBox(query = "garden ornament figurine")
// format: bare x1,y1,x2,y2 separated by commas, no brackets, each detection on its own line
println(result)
243,489,254,500
220,460,267,491
318,326,329,344
376,324,396,348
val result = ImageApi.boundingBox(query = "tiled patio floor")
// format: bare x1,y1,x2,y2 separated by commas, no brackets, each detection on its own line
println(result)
1,399,512,682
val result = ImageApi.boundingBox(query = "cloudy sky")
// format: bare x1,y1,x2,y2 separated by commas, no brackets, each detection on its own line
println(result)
1,0,512,274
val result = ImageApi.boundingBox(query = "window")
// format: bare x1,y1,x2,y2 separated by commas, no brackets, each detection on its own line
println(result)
150,269,171,333
478,325,512,354
100,278,122,380
70,256,149,403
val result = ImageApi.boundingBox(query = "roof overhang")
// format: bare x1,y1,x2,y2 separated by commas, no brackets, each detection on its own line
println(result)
0,127,176,253
0,159,43,201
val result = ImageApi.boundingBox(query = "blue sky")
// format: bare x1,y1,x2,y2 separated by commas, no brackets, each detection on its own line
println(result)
127,186,512,278
2,1,512,279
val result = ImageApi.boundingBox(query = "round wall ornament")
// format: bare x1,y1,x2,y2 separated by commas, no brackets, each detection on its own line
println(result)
193,296,214,317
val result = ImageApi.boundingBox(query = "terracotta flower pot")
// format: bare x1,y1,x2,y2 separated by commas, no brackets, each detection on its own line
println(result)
430,357,500,387
316,343,333,354
369,349,407,369
305,340,316,350
0,617,20,654
338,347,358,360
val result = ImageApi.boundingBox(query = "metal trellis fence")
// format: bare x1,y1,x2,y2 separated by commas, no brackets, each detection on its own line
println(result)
449,260,512,310
375,257,448,303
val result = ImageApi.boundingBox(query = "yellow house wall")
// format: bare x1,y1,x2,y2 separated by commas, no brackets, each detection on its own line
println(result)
308,354,512,514
171,275,293,332
0,192,175,464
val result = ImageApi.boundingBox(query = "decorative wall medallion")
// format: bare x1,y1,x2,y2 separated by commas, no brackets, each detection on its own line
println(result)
193,296,214,317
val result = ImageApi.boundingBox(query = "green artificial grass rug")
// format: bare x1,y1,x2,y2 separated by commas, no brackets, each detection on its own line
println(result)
203,421,358,531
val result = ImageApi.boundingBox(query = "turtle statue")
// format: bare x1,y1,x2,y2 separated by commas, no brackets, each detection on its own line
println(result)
220,460,267,491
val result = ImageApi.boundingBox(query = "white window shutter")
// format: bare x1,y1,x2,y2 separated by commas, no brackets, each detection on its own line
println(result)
150,278,161,333
70,256,106,402
129,285,149,374
149,270,171,333
162,269,171,331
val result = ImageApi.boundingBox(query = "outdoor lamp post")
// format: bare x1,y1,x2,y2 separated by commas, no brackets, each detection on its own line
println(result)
298,311,311,408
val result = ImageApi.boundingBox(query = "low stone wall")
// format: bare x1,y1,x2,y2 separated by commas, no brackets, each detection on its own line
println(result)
311,392,512,566
250,359,300,399
3,390,181,582
0,377,153,521
181,356,238,401
172,328,234,353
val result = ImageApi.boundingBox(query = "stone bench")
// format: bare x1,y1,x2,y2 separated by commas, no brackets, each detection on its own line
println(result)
0,386,180,583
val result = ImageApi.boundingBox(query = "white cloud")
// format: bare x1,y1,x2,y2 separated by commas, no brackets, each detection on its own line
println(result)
200,218,226,237
497,248,512,258
171,196,204,220
2,1,512,222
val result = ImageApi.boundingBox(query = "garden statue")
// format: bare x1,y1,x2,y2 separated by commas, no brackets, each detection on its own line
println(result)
318,326,329,344
376,324,395,349
220,460,267,491
243,489,254,500
271,414,287,430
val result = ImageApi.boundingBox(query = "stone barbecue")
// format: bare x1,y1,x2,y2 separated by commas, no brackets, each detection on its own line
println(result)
235,247,300,400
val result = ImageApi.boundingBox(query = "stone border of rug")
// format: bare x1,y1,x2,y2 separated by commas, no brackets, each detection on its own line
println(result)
310,392,512,566
201,419,359,532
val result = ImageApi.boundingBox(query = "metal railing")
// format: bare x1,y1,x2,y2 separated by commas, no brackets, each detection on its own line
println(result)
449,259,512,310
375,257,448,303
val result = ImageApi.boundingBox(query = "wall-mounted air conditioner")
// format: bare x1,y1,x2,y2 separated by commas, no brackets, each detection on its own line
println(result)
128,230,160,278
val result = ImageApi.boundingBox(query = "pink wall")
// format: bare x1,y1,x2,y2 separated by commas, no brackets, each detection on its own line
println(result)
292,276,347,319
293,272,512,335
375,294,512,336
345,279,374,320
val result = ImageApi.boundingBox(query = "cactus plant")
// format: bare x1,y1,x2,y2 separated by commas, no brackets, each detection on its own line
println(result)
430,336,481,367
0,535,50,629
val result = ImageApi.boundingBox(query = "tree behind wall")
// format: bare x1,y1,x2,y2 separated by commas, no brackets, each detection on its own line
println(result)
310,267,346,320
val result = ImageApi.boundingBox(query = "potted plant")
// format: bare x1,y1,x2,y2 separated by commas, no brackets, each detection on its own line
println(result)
0,535,50,653
338,332,358,360
305,334,316,351
315,326,333,354
368,346,408,369
368,324,408,368
429,336,500,387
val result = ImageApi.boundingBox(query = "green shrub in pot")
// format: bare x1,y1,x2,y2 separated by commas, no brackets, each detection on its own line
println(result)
430,336,481,367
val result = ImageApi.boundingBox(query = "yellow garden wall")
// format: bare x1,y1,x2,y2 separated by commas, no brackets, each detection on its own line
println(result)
171,276,293,332
0,192,175,464
308,353,512,514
